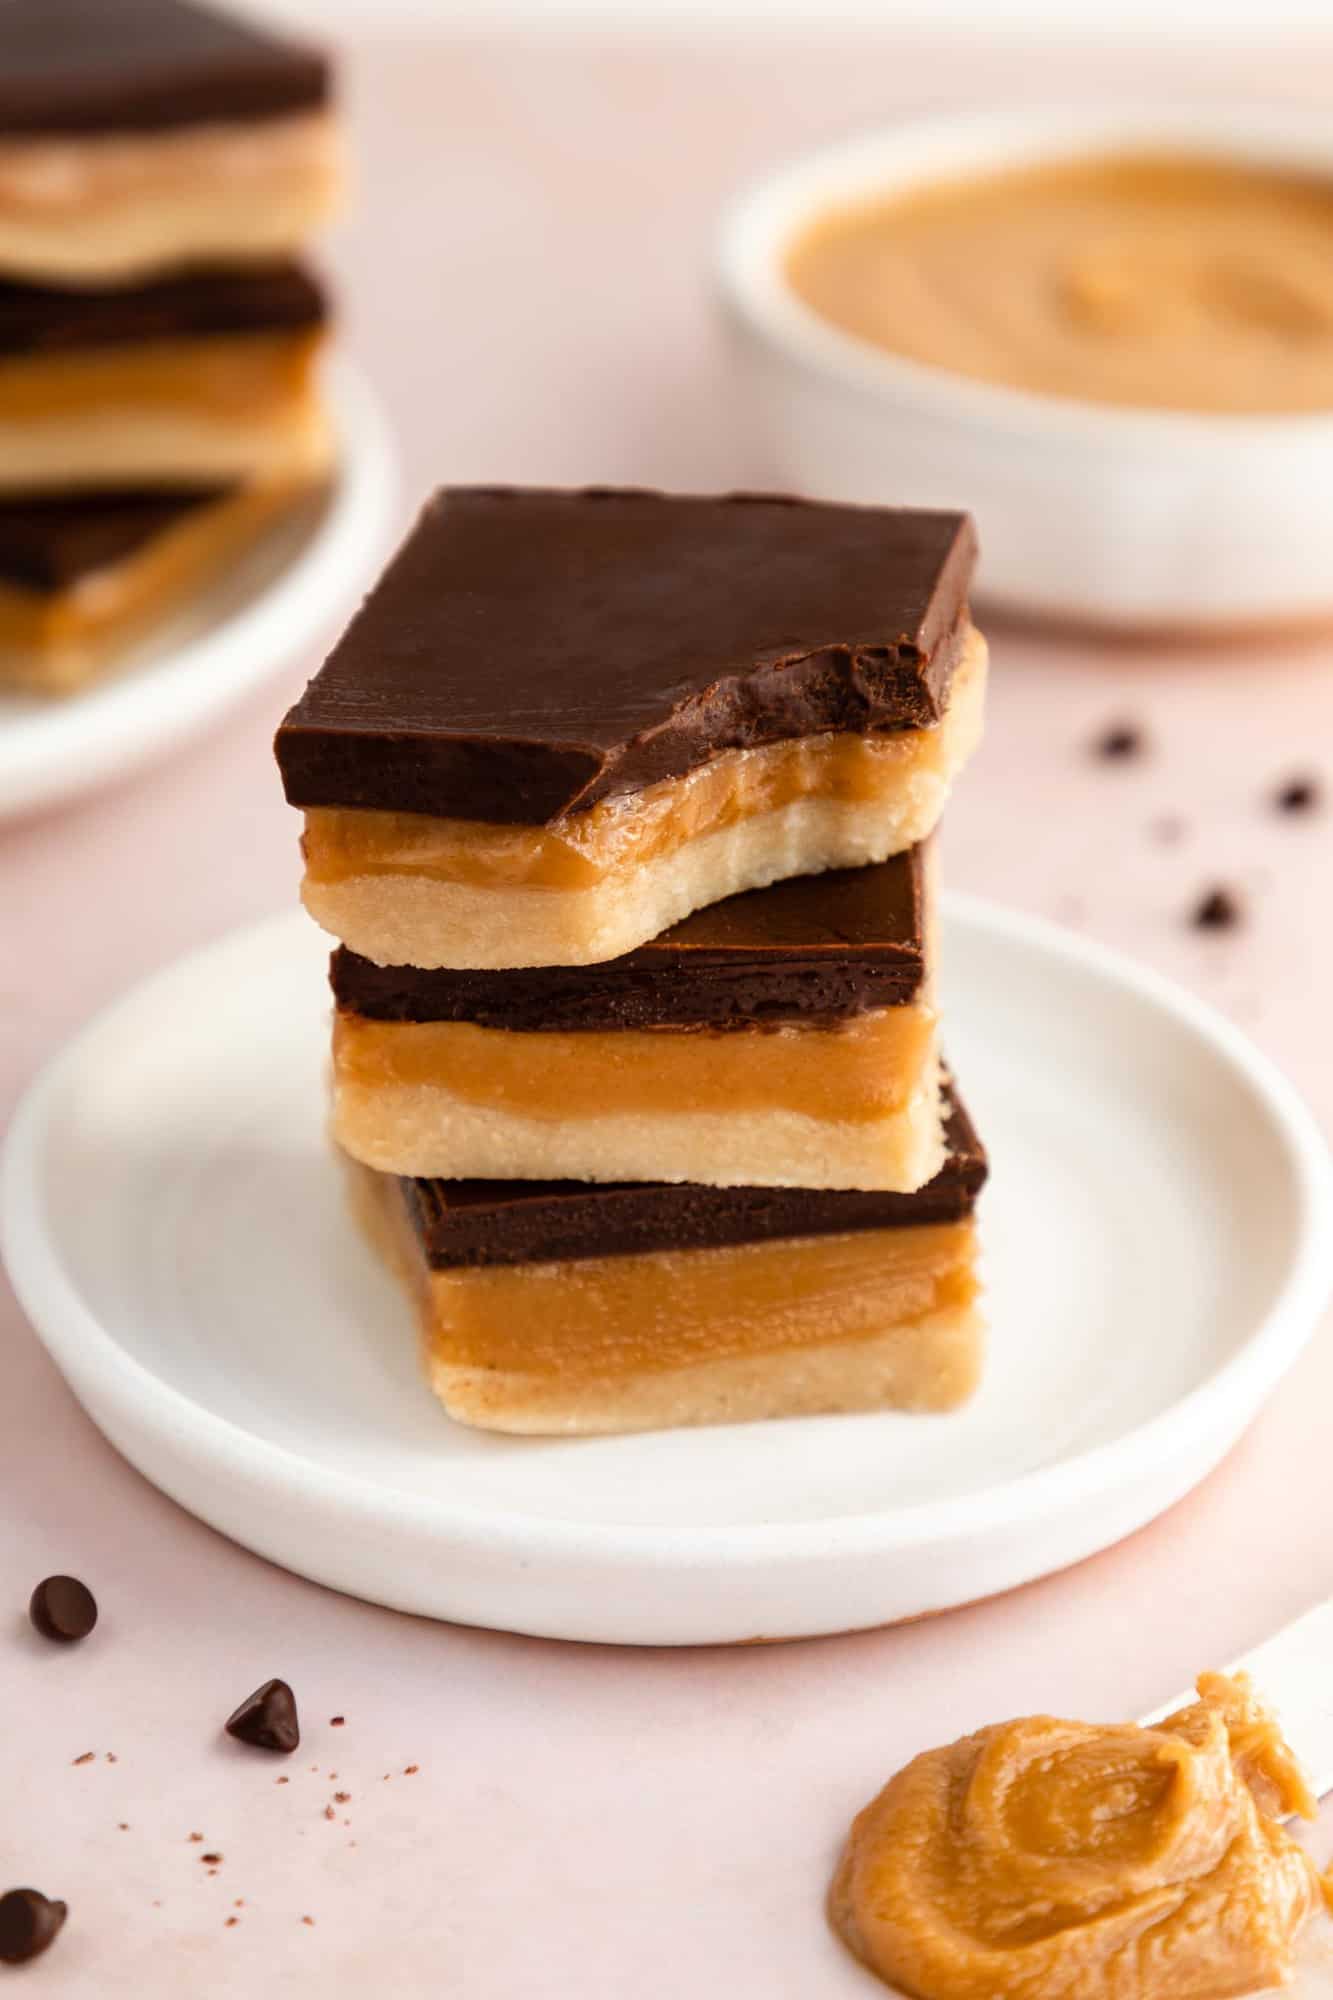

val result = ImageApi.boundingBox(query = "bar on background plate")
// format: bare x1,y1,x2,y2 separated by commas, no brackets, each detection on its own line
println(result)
0,482,308,693
0,264,331,491
351,1080,987,1437
0,0,340,287
330,848,944,1191
276,487,986,970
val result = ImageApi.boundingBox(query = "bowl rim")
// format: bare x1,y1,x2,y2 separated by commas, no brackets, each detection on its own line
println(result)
716,99,1333,448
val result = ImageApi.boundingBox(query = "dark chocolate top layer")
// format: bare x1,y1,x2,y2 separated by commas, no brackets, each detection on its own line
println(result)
0,486,229,593
0,0,329,136
333,852,928,1030
276,487,977,826
403,1082,985,1270
0,262,326,358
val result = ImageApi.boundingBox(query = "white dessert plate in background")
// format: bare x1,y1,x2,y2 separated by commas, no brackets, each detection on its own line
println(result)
0,356,396,822
3,898,1330,1647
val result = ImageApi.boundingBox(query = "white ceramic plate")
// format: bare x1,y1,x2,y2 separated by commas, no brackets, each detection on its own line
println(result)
4,899,1330,1646
0,357,396,822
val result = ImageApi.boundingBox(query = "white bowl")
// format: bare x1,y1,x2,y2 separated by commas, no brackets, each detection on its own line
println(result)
717,106,1333,630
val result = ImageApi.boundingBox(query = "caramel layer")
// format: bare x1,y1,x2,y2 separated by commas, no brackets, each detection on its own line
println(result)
304,625,986,896
333,1003,936,1124
0,330,322,424
0,481,311,693
432,1219,976,1379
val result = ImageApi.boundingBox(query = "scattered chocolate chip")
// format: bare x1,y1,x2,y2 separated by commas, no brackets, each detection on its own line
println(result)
301,1915,315,1927
71,1751,95,1766
403,1765,419,1776
225,1917,239,1928
1274,775,1322,815
1094,721,1145,760
1192,886,1244,931
225,1679,299,1754
0,1889,67,1965
188,1833,203,1844
323,1806,336,1821
330,1716,345,1728
275,1776,289,1786
333,1792,350,1804
117,1823,129,1833
29,1575,98,1644
201,1854,222,1866
105,1752,117,1764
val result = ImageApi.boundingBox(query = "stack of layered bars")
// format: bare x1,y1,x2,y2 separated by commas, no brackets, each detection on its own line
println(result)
276,487,990,1436
0,0,339,693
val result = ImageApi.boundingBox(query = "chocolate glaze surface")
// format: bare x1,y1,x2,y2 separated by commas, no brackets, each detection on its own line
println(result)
0,0,329,136
276,487,977,825
333,852,927,1029
0,263,326,357
404,1083,984,1270
0,487,228,593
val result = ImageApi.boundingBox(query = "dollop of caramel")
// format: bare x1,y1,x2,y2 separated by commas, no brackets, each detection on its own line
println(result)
830,1673,1322,2000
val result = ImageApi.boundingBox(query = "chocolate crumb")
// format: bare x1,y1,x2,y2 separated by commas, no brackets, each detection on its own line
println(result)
188,1833,203,1843
225,1917,239,1928
1274,775,1322,815
72,1752,95,1766
334,1792,350,1804
234,1900,244,1909
29,1575,98,1644
403,1765,419,1776
302,1916,315,1927
323,1805,336,1821
117,1823,129,1833
201,1854,222,1866
1094,722,1145,761
0,1889,67,1965
225,1678,299,1754
275,1776,289,1785
1192,886,1244,931
330,1716,345,1727
105,1753,117,1764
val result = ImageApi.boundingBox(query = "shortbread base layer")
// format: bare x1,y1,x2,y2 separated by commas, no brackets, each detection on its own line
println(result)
301,628,986,968
0,113,341,286
332,1010,943,1189
356,1160,984,1437
0,481,313,693
0,332,330,489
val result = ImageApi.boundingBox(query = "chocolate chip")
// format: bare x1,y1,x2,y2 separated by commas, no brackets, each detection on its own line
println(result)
29,1575,97,1643
1192,886,1244,931
0,1890,67,1965
225,1679,299,1754
330,1716,345,1727
1094,722,1145,760
1275,775,1322,814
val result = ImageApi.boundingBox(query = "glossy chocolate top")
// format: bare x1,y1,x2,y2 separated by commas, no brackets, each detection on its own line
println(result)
276,487,977,826
332,851,929,1030
0,262,326,357
0,486,227,593
0,0,329,136
403,1082,985,1270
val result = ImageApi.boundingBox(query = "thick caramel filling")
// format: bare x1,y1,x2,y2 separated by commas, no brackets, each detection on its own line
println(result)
831,1672,1323,2000
333,1003,936,1123
303,625,984,895
427,1220,977,1381
0,331,322,425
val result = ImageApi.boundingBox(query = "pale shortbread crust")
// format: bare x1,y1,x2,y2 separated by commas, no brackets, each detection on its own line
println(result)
333,1057,945,1191
353,1155,983,1437
302,628,987,968
0,113,341,285
0,480,312,693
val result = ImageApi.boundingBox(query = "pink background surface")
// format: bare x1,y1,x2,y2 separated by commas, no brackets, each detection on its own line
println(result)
3,30,1333,1995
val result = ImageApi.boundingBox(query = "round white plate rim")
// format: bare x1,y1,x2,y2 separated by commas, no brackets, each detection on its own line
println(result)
4,894,1331,1574
0,353,397,820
